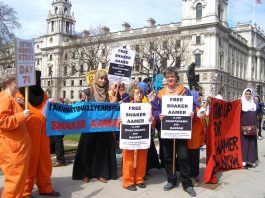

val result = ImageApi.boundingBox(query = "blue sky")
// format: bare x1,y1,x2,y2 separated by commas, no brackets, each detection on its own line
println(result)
6,0,265,39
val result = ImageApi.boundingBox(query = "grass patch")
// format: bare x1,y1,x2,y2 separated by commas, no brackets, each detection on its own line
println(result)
64,134,80,142
64,145,77,152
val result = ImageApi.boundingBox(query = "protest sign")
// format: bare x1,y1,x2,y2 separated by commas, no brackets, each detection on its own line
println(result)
161,95,193,139
15,38,36,87
46,101,120,136
108,47,135,84
120,103,151,150
204,99,242,183
86,70,97,86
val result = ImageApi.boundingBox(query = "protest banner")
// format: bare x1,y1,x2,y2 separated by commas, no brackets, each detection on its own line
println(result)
15,38,36,109
15,38,36,87
161,95,193,139
120,103,151,150
108,47,135,84
204,99,242,183
45,101,120,136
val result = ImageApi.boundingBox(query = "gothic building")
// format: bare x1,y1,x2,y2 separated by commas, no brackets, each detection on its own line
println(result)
27,0,265,101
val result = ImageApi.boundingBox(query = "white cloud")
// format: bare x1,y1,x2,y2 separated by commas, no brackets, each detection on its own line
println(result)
5,0,265,39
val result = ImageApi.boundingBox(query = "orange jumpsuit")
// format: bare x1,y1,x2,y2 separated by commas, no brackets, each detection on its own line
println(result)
16,93,54,197
0,91,31,198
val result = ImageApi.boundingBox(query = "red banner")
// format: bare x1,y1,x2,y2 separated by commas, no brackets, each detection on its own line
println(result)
204,99,242,183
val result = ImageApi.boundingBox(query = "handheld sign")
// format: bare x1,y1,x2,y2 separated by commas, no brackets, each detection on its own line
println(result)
120,103,151,150
15,38,36,87
86,70,97,86
161,96,193,139
108,47,135,84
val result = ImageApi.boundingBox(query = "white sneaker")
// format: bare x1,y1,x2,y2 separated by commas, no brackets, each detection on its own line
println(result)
242,162,246,166
258,136,263,140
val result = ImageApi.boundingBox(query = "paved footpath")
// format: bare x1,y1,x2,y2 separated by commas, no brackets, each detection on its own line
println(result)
1,137,265,198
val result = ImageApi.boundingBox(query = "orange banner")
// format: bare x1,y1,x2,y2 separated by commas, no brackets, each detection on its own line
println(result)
204,99,242,183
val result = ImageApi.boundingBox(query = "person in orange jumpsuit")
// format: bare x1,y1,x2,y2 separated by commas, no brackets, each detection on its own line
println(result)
120,87,155,191
16,71,60,197
187,89,206,187
0,68,31,198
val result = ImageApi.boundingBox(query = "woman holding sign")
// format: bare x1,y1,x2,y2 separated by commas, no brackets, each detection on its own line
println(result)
240,88,258,168
0,68,31,198
72,70,117,183
119,87,155,191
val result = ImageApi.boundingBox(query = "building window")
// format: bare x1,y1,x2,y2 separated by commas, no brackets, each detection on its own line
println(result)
71,66,75,75
80,65,84,73
49,37,53,43
64,53,68,60
36,45,39,49
51,21,54,32
102,62,106,69
196,3,202,18
66,22,70,34
218,4,221,20
79,80,82,86
163,41,167,49
195,54,201,66
64,66,67,75
72,52,76,59
162,57,167,69
48,81,50,86
64,7,68,15
175,56,181,68
176,40,181,48
62,91,66,98
63,81,66,86
55,7,58,15
36,59,40,65
195,74,200,83
71,80,74,86
48,67,52,76
102,48,106,56
135,45,140,52
196,36,201,44
71,91,74,99
49,54,53,61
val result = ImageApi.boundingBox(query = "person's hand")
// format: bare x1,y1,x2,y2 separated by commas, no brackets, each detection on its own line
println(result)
116,118,122,127
49,98,57,104
147,91,156,102
111,97,118,103
149,116,154,123
159,114,164,121
190,111,194,118
16,97,25,105
23,110,31,118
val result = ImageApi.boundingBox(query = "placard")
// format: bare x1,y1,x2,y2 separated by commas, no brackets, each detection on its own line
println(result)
108,47,135,84
161,95,193,139
120,103,151,150
15,38,36,87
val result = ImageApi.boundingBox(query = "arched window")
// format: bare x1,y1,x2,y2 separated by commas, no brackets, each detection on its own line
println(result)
55,7,58,15
64,7,68,15
196,3,202,18
218,4,221,20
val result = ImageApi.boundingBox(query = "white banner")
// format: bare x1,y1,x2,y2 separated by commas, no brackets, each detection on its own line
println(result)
108,47,135,84
161,95,193,139
15,38,36,87
120,103,151,150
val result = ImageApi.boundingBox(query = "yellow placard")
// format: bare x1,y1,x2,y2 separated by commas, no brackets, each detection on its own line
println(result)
86,70,97,86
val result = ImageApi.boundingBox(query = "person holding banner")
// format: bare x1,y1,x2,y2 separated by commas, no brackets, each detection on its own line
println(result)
119,87,155,191
72,70,117,183
0,68,31,198
16,71,60,197
240,88,258,168
153,68,196,197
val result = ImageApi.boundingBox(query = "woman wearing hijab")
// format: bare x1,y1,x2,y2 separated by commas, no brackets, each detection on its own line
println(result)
72,70,117,183
240,88,258,168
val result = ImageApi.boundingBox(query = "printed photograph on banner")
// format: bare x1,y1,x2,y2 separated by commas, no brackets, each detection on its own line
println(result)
161,95,193,139
108,47,135,84
120,103,151,150
15,38,36,87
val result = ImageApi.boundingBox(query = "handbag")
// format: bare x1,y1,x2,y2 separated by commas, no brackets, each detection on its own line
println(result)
242,125,257,136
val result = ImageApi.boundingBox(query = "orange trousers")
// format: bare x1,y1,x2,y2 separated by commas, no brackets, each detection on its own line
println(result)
0,133,31,198
22,123,53,197
122,149,147,188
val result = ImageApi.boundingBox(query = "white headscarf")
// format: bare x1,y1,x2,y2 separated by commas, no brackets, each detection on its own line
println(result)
241,88,256,112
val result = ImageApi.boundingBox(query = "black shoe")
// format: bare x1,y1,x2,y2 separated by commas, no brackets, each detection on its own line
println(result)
39,191,60,197
164,182,177,191
126,185,137,191
137,183,146,188
184,186,196,197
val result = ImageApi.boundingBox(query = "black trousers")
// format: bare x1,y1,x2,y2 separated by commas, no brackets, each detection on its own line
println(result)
188,148,200,177
50,135,65,164
160,138,192,188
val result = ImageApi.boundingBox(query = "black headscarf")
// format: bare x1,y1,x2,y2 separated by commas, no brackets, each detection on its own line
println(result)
19,70,44,106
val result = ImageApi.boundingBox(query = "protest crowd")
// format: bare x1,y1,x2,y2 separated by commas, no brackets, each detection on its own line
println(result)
0,63,264,198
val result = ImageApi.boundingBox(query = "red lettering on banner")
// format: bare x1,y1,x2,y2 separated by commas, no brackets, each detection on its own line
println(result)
52,120,86,130
90,119,119,128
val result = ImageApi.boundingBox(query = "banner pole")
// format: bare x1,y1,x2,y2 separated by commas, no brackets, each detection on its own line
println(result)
172,139,176,175
133,150,137,169
25,86,29,110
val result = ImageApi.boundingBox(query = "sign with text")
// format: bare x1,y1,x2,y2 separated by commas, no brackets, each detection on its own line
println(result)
108,47,135,84
203,99,242,183
161,96,193,139
120,103,151,150
15,38,36,87
46,101,120,136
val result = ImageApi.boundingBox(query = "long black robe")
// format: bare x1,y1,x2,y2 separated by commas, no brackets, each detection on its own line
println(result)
72,91,117,180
